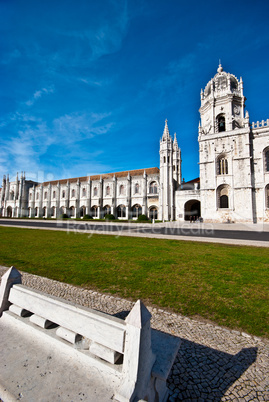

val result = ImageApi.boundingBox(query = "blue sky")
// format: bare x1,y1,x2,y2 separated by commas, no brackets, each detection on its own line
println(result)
1,0,269,183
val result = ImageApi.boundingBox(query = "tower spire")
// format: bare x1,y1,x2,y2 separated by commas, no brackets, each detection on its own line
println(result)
162,119,171,141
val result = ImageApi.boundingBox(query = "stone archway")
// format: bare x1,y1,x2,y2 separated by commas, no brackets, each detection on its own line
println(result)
184,200,201,221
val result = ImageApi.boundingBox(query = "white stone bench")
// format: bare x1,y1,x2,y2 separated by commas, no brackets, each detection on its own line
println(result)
0,267,180,402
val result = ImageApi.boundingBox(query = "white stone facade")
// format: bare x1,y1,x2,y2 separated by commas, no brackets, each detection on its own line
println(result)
1,65,269,223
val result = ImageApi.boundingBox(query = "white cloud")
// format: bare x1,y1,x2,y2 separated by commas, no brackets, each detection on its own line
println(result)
52,112,114,144
25,86,54,106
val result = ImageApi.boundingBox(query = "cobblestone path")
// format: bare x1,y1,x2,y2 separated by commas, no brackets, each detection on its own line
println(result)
0,267,268,401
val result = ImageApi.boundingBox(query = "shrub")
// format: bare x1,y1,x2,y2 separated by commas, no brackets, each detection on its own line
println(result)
59,214,68,219
137,214,149,221
83,214,93,220
105,214,116,221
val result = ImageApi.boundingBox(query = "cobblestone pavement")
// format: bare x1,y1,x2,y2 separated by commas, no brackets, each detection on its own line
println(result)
1,267,268,401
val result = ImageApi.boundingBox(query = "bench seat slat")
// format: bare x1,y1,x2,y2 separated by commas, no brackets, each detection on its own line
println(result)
9,284,126,353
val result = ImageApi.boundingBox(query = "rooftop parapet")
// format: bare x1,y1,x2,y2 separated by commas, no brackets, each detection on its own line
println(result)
252,119,269,129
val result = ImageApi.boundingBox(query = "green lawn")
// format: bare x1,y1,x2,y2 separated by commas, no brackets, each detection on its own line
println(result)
0,226,268,337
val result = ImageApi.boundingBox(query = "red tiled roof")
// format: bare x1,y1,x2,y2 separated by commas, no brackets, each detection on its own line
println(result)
183,177,200,184
40,167,159,186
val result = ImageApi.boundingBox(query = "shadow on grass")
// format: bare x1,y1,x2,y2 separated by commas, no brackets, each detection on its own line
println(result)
167,339,257,400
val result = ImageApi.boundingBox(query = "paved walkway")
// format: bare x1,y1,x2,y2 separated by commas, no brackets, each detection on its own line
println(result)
1,219,269,247
1,267,268,401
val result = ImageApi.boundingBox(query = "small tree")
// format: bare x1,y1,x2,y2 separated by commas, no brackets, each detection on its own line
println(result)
105,214,116,221
137,214,149,222
59,213,68,219
83,214,93,220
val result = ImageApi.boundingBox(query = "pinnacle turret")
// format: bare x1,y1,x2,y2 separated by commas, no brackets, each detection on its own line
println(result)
162,119,171,141
173,133,179,149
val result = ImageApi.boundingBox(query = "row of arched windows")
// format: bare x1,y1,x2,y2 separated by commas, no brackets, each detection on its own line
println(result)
92,182,158,197
29,181,159,201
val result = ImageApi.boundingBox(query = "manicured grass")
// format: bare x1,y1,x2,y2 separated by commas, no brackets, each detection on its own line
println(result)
0,226,268,337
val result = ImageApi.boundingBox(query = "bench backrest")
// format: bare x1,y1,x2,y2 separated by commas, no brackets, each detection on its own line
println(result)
9,284,126,353
0,266,177,402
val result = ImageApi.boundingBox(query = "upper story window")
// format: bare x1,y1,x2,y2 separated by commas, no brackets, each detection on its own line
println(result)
44,191,47,199
106,186,110,196
264,148,269,172
71,189,75,198
119,185,125,195
93,187,98,196
53,191,56,199
217,156,228,175
149,181,158,194
62,191,65,198
134,183,139,194
217,114,226,132
82,187,86,197
29,193,32,200
36,192,39,200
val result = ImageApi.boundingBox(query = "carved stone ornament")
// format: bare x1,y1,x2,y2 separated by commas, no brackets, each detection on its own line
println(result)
234,105,240,115
215,75,228,91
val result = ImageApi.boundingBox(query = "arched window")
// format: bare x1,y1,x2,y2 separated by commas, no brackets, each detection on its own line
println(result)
104,205,111,216
217,115,226,132
42,207,46,217
117,205,126,218
149,206,158,220
51,206,55,217
217,156,228,175
35,207,38,217
53,191,56,199
149,181,158,194
82,187,86,197
62,191,65,198
29,193,32,200
69,206,75,217
44,191,47,199
106,186,110,196
91,205,98,218
80,206,86,217
93,187,98,196
134,183,139,194
218,185,230,209
220,195,229,208
71,189,75,198
266,185,269,209
36,193,39,200
163,156,166,163
119,185,125,195
264,148,269,172
132,204,142,218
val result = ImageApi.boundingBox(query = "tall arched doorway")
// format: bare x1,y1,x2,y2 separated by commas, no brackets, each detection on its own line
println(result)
7,206,12,218
184,200,201,221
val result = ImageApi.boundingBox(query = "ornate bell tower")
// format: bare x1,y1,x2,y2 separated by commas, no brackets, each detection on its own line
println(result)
198,64,254,223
